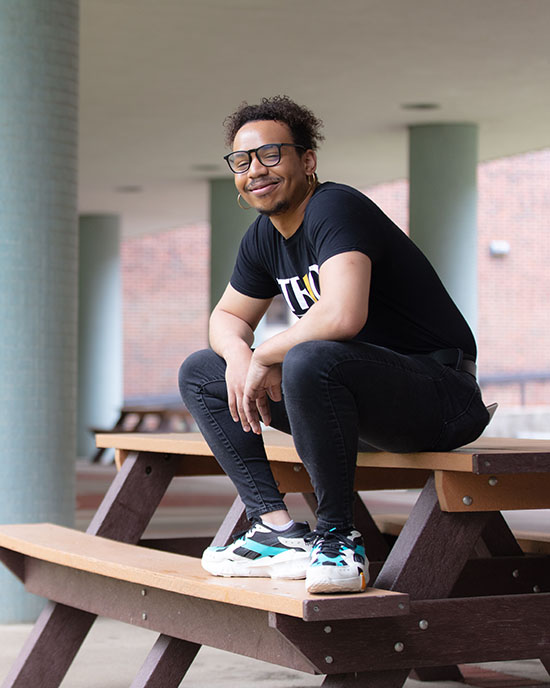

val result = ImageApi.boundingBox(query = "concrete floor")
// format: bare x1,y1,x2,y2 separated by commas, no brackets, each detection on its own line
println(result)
1,461,549,687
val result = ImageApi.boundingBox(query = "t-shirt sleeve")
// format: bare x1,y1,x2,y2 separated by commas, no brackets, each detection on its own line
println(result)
230,221,280,299
306,188,385,266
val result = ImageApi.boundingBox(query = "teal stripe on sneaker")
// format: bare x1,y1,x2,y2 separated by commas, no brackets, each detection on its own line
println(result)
244,539,286,557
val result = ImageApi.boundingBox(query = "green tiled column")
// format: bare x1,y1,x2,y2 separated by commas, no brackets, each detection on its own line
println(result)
0,0,79,621
77,215,123,458
209,178,249,311
409,124,478,332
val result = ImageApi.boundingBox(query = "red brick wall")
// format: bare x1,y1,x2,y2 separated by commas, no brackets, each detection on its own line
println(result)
362,148,550,406
477,150,550,405
122,149,550,405
122,223,209,397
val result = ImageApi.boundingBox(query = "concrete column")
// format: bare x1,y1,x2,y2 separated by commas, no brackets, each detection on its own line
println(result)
77,215,123,458
408,124,478,332
209,178,249,311
0,0,79,621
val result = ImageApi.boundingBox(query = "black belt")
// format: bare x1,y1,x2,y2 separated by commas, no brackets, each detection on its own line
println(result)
427,348,477,378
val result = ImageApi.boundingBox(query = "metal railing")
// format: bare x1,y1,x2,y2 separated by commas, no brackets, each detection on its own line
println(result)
479,371,550,406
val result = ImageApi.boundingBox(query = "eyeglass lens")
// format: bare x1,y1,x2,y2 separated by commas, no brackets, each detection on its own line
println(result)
228,144,282,173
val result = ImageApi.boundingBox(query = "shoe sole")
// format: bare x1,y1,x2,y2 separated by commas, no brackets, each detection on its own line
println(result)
202,551,310,579
306,570,368,594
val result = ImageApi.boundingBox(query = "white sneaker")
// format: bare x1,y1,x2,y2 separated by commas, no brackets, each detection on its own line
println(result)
305,528,369,594
202,520,312,579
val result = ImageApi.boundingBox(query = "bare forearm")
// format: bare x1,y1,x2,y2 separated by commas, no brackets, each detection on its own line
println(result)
255,252,371,366
209,309,254,361
254,300,365,365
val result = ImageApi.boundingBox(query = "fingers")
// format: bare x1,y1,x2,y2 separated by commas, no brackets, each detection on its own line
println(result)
243,391,263,435
266,384,282,403
255,393,271,428
236,393,252,433
228,389,239,424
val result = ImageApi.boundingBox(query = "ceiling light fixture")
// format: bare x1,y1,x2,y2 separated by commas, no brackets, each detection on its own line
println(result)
401,103,441,111
114,185,143,194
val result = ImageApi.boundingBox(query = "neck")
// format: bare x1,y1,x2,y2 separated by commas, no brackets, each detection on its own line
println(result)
270,182,318,239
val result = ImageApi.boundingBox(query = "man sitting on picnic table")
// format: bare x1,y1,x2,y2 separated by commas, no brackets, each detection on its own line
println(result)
179,95,490,594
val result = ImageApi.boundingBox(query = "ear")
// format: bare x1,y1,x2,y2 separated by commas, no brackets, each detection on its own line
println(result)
302,149,317,176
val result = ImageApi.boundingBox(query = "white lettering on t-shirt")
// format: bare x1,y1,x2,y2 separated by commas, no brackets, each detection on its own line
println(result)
276,265,321,315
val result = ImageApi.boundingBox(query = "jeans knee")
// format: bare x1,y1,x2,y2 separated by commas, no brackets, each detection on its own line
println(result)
282,341,327,393
178,349,218,403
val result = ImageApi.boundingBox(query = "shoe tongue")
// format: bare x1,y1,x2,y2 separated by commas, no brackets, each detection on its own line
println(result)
321,529,353,551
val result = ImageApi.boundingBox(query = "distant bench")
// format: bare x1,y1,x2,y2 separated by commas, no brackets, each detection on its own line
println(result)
1,431,550,687
374,512,550,555
89,403,194,463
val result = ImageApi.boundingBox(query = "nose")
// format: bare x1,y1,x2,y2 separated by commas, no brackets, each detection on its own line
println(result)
247,152,269,176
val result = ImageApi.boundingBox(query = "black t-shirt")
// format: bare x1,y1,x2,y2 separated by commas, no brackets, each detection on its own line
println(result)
230,182,477,358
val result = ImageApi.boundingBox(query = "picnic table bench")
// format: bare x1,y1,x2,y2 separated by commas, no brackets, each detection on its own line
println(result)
1,431,550,687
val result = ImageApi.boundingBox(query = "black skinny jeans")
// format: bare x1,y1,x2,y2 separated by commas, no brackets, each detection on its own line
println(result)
178,341,490,532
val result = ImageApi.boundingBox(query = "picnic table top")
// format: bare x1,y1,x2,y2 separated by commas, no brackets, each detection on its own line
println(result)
96,431,550,475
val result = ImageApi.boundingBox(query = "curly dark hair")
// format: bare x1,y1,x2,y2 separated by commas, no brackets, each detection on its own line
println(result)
223,95,324,151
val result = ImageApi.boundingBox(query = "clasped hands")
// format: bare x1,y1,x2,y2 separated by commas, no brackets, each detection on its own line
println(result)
228,350,282,435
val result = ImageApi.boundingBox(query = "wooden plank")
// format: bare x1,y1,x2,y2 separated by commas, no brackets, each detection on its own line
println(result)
114,448,224,477
472,451,550,475
271,594,550,673
274,463,429,493
450,555,550,597
23,561,319,675
0,523,408,621
112,446,429,490
435,471,550,511
96,431,475,471
97,431,550,475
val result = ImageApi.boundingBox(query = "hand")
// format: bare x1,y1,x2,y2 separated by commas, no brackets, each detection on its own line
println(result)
242,354,282,434
224,347,253,428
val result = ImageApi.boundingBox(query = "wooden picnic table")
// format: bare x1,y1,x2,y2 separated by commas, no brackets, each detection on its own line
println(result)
89,403,194,463
1,431,550,687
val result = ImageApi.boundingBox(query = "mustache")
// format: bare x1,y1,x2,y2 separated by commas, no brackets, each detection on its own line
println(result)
245,177,280,191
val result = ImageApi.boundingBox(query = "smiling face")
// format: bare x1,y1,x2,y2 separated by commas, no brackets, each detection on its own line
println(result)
231,120,316,221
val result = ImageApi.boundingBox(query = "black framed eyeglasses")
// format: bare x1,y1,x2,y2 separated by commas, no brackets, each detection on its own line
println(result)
224,143,305,174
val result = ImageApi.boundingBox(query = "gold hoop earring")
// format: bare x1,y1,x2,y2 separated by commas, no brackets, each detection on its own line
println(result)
307,173,318,189
237,193,252,210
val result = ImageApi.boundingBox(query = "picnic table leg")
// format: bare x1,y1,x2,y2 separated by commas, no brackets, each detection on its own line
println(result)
375,474,491,596
130,635,201,688
321,476,492,688
479,512,524,556
130,490,249,686
209,494,250,547
2,451,178,688
411,502,525,683
540,658,550,678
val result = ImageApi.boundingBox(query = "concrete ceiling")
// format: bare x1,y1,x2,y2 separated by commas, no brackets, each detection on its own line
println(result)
78,0,550,237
